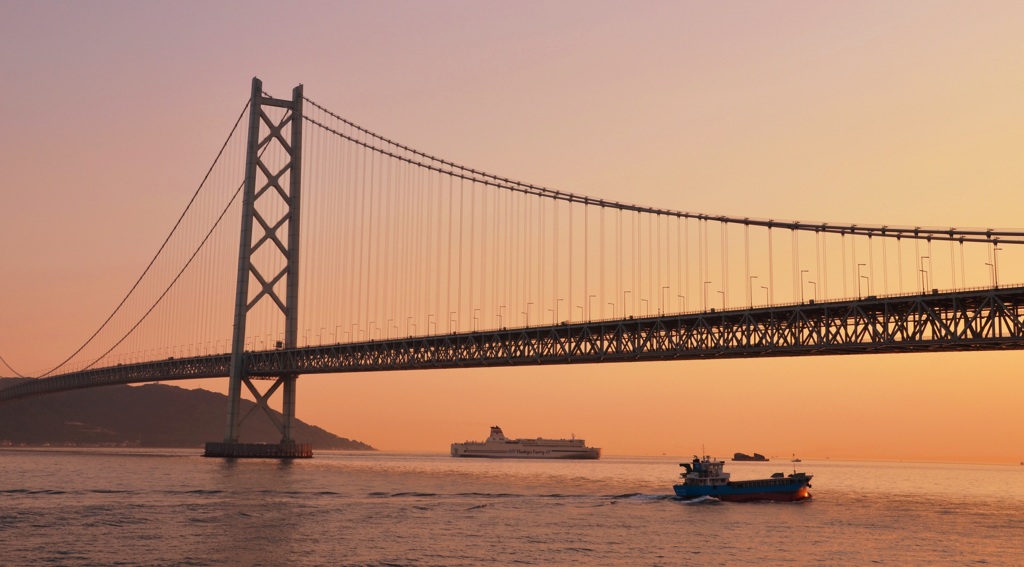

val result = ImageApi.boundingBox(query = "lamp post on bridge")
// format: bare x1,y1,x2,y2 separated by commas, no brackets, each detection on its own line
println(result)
800,269,809,303
808,281,817,302
919,256,930,293
717,290,725,310
857,263,867,298
761,285,769,306
608,302,615,319
748,275,758,308
677,294,685,312
641,298,649,317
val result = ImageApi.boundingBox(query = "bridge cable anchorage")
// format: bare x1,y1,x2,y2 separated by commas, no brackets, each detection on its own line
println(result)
302,97,1024,245
34,99,251,379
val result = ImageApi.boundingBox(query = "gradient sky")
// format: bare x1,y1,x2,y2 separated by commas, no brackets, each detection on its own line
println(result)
2,1,1023,463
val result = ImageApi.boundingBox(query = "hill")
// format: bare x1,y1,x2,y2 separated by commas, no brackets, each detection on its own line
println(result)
0,378,374,450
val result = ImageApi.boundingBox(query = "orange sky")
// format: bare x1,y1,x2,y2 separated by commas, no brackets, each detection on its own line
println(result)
2,1,1023,463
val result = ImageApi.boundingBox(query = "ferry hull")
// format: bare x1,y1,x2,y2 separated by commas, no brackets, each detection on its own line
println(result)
451,446,601,459
453,451,600,459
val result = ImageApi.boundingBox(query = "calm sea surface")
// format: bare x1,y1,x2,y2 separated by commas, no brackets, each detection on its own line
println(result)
1,449,1021,566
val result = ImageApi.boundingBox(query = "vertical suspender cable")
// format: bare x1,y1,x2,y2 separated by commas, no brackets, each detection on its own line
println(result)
744,224,750,307
897,237,904,293
915,237,921,292
585,203,590,319
768,226,774,304
841,233,847,298
458,177,465,331
446,175,453,331
600,206,605,318
882,235,889,296
685,218,690,311
949,239,956,290
954,238,962,286
868,236,875,296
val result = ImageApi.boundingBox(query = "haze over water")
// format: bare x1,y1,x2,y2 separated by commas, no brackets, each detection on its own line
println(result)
2,449,1021,565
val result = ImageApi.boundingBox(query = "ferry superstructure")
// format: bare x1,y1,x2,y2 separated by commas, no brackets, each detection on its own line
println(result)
450,426,601,459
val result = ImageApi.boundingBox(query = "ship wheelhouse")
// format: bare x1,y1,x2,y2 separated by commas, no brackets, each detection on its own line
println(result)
681,455,731,486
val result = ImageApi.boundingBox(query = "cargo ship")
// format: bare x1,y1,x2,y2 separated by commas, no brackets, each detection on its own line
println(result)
673,454,812,502
450,426,601,459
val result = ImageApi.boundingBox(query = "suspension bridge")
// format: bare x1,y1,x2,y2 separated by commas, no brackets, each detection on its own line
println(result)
2,78,1023,457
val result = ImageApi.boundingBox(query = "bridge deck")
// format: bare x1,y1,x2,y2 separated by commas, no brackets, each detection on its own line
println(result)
3,286,1023,404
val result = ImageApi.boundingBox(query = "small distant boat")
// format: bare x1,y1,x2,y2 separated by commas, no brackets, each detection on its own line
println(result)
674,455,812,502
791,453,802,463
450,426,601,459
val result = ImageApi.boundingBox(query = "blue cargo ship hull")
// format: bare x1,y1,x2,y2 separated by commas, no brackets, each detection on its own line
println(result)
673,477,811,502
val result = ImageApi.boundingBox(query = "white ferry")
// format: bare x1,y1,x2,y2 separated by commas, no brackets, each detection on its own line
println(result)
450,426,601,459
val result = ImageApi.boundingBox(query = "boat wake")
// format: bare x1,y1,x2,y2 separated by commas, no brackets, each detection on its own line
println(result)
612,492,675,502
676,495,721,505
365,490,689,504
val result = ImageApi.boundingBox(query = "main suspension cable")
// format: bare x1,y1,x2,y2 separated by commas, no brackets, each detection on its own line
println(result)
301,108,1024,245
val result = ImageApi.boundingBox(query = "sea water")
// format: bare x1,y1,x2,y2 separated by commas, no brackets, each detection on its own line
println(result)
1,449,1021,566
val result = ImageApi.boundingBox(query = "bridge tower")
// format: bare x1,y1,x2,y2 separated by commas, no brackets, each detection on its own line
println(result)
205,77,309,458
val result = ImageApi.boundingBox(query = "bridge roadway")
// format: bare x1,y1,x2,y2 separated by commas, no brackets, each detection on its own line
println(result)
3,286,1023,404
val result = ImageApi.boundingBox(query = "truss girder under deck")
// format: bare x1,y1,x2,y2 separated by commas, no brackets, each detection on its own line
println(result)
4,287,1024,405
240,287,1024,374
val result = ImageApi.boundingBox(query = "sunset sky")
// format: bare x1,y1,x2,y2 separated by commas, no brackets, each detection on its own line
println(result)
2,1,1023,463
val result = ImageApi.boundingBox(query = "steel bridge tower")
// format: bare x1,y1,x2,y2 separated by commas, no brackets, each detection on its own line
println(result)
204,78,310,458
